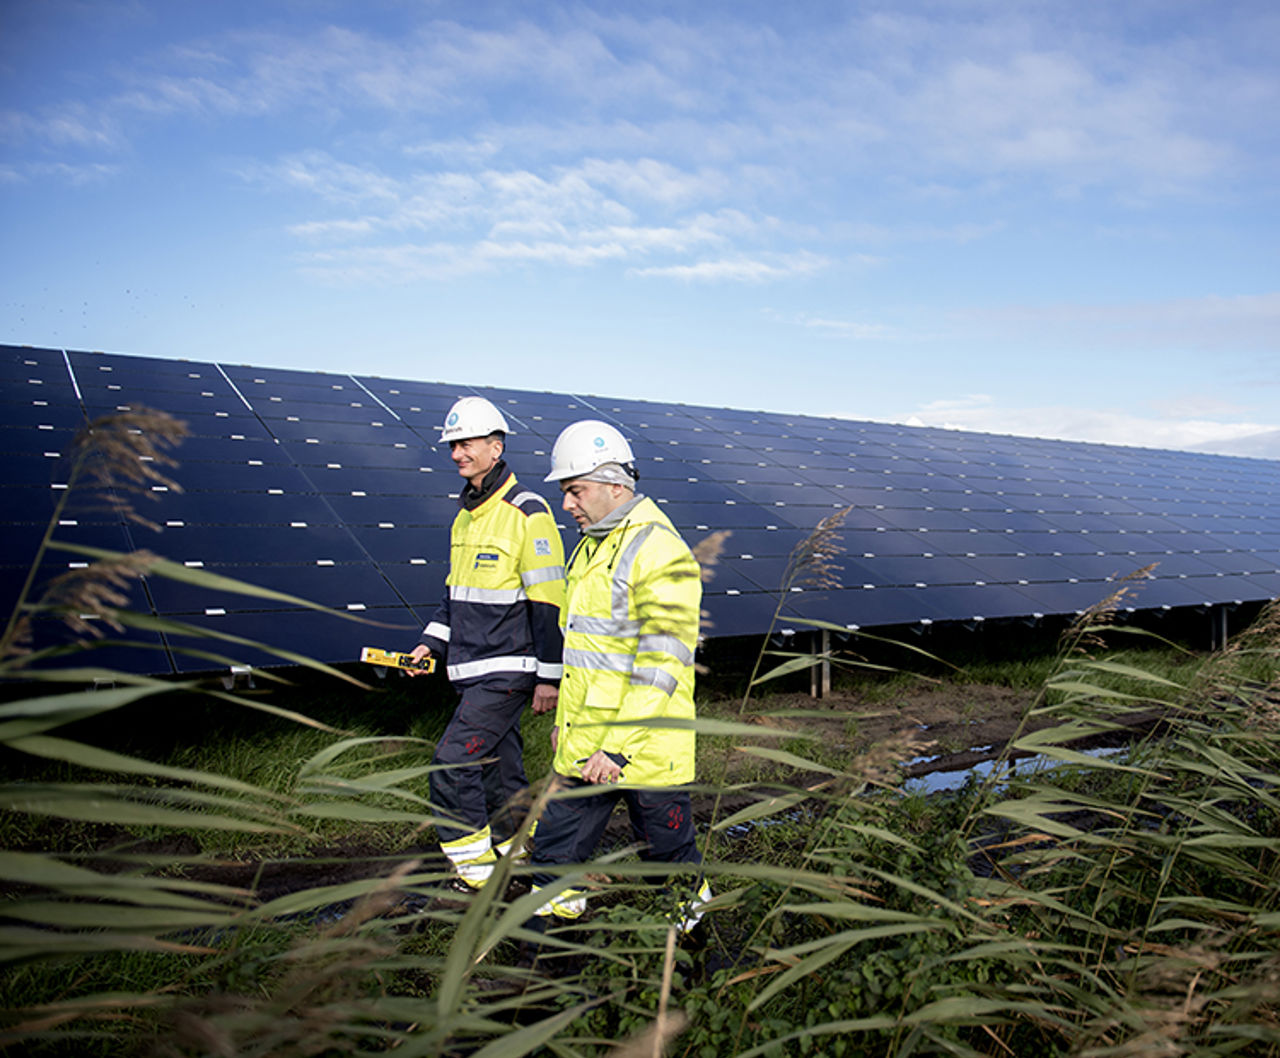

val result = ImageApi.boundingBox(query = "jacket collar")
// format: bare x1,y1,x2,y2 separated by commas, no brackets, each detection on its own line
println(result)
582,492,646,539
460,460,511,511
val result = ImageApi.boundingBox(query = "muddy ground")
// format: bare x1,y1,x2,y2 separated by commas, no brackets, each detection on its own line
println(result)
149,682,1163,903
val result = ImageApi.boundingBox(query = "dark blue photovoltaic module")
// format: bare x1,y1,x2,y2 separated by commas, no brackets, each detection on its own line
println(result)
3,343,1278,675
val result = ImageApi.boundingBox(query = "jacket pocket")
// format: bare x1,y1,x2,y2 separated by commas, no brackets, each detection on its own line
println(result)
451,539,517,591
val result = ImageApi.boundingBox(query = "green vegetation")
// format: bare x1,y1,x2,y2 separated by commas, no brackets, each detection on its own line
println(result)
2,409,1278,1056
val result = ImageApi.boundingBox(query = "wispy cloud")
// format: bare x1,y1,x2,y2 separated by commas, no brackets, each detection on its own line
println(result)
14,5,1270,194
628,252,829,282
254,150,802,282
909,51,1228,192
761,309,899,340
897,393,1279,455
0,159,123,185
1,103,122,150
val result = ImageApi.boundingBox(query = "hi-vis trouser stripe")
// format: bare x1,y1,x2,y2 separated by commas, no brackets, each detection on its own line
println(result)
677,879,714,934
440,825,496,889
494,818,537,861
532,883,587,920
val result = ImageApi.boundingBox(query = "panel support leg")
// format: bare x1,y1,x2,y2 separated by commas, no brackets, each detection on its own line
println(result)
810,629,830,699
1210,605,1229,651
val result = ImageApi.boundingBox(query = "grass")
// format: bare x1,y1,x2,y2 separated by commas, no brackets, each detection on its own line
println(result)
3,410,1278,1056
4,618,1278,1056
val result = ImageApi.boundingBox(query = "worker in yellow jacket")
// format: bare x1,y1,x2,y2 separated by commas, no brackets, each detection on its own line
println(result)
527,419,711,934
408,396,565,891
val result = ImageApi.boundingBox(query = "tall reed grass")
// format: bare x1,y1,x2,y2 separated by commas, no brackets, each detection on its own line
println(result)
1,411,1277,1056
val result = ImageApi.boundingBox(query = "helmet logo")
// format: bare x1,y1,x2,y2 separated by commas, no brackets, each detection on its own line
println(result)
447,412,458,426
593,436,605,447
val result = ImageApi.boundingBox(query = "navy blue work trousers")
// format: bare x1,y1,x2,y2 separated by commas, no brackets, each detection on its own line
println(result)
430,678,531,845
530,777,701,887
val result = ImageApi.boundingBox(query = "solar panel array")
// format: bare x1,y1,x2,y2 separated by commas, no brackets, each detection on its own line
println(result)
4,343,1280,676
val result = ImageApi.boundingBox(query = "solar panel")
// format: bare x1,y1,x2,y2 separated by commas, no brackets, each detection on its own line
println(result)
4,343,1278,677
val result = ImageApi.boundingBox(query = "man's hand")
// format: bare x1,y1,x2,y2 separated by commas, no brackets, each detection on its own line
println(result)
406,644,432,677
531,683,558,714
580,750,623,785
550,725,559,754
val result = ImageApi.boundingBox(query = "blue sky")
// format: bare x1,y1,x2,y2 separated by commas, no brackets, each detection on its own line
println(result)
3,0,1278,456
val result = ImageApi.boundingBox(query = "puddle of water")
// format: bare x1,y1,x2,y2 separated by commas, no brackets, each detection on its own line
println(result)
904,757,1004,795
903,744,1127,795
722,809,811,840
904,745,997,769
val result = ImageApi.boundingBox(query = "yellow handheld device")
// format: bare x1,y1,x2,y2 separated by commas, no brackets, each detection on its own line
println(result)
359,647,436,672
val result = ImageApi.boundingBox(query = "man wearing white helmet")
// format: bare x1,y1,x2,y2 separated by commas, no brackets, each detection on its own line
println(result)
525,419,711,940
407,396,566,891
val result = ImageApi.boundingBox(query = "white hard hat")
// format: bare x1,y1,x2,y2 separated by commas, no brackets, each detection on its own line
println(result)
440,396,511,443
544,420,636,482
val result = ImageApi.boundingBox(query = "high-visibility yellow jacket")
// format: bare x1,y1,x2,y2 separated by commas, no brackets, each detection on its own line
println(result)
554,496,701,785
420,469,566,685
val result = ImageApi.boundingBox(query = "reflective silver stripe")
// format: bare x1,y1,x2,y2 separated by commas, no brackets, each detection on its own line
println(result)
440,827,492,862
522,565,565,588
563,648,635,674
536,661,564,681
532,884,586,919
631,666,678,695
424,621,451,642
611,524,657,618
678,879,714,933
567,613,642,637
509,489,547,510
447,655,538,680
449,585,528,604
637,633,694,666
456,859,494,884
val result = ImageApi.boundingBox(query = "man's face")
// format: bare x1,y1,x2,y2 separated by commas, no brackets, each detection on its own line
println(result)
449,435,503,485
560,478,628,528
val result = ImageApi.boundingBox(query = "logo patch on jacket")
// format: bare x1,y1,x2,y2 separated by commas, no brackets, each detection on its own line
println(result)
474,552,500,569
534,538,552,556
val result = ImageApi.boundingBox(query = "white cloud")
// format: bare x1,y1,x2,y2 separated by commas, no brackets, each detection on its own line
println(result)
788,313,898,340
576,157,726,206
288,217,378,240
1186,429,1280,460
19,4,1269,199
474,239,627,266
1,103,121,150
911,51,1226,189
629,252,829,282
0,160,122,185
249,150,810,282
895,395,1279,455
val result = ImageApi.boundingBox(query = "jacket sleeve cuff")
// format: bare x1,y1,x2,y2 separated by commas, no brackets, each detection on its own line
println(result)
419,625,449,658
